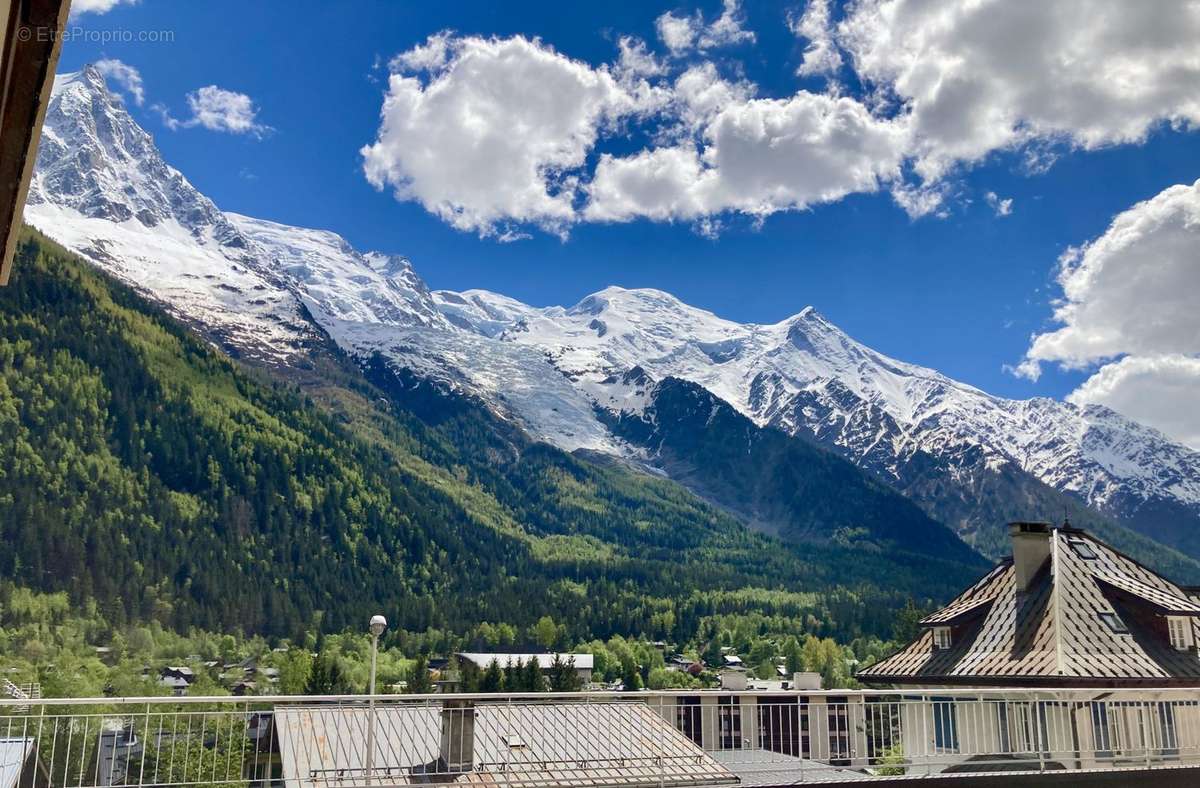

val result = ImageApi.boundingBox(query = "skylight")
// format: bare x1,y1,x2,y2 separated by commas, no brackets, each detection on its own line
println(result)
1067,537,1098,560
1099,612,1129,634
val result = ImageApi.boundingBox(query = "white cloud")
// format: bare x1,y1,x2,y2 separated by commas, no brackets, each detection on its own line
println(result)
891,182,947,219
1025,180,1200,369
656,12,700,56
616,37,665,79
585,91,908,222
985,191,1012,216
93,58,143,106
361,35,650,237
837,0,1200,180
70,0,136,17
1068,354,1200,450
365,3,1200,239
392,30,454,72
671,63,755,129
656,0,755,56
159,86,270,137
701,0,756,49
789,0,842,78
1017,180,1200,448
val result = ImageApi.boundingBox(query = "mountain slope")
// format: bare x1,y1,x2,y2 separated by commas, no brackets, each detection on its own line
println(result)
0,228,992,643
24,64,1200,568
435,285,1200,559
603,377,979,559
24,66,977,563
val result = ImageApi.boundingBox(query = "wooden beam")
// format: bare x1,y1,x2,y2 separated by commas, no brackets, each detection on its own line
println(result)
0,0,71,285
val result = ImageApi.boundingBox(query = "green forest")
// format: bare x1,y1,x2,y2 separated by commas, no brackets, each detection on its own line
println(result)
0,229,981,695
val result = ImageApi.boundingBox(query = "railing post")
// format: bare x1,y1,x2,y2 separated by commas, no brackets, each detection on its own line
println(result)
1145,701,1153,768
657,694,665,788
1035,700,1046,772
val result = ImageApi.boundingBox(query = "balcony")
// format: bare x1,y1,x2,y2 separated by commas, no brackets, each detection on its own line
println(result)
4,688,1200,786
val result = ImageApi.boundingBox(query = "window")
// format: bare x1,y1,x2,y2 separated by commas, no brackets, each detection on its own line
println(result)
1158,702,1179,757
827,696,851,765
933,700,959,753
718,696,742,750
1167,616,1193,651
933,626,952,650
1099,611,1129,634
1090,702,1118,760
1067,536,1097,559
676,696,703,746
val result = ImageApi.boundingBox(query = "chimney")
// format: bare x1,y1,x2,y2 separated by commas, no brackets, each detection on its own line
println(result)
1009,521,1052,591
439,699,475,774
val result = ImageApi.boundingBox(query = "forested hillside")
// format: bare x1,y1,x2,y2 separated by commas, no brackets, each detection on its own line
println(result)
0,229,986,647
603,376,978,559
605,377,1200,582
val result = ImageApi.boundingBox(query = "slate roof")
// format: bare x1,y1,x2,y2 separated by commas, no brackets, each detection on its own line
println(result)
275,701,734,788
858,526,1200,687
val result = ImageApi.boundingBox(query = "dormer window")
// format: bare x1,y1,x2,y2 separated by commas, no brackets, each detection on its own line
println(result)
1168,617,1193,651
933,627,952,650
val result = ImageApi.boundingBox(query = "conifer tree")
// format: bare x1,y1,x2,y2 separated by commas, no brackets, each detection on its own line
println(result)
480,659,503,692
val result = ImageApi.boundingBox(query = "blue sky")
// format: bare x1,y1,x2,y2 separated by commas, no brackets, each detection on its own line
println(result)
56,1,1200,421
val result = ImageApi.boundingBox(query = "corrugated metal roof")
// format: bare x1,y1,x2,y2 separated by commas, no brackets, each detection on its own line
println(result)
275,701,735,788
858,527,1200,686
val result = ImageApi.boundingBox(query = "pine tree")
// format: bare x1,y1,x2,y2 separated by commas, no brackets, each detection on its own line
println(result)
480,659,503,692
503,659,523,692
406,655,433,694
523,657,546,692
621,658,643,691
304,653,346,694
547,654,582,692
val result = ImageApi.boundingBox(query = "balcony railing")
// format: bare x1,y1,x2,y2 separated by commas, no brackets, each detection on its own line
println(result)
2,688,1199,786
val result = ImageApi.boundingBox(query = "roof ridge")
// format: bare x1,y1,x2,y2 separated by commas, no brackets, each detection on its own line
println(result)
1051,529,1066,677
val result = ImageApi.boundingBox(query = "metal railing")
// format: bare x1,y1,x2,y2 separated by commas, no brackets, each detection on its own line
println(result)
3,688,1200,786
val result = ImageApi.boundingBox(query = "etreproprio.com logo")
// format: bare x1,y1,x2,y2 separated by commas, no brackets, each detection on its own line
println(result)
18,25,175,44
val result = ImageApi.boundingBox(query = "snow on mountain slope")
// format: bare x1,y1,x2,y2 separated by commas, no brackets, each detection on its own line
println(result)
25,68,311,362
435,285,1200,531
27,66,621,453
225,213,447,330
433,289,537,337
26,64,1200,549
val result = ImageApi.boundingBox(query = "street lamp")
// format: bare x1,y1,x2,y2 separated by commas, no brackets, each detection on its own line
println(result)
365,614,387,786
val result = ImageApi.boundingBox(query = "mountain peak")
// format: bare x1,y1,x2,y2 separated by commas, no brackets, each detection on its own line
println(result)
34,60,236,238
780,305,824,325
53,64,107,96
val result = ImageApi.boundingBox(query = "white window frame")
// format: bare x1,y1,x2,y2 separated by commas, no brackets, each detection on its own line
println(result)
933,626,952,650
1167,616,1193,651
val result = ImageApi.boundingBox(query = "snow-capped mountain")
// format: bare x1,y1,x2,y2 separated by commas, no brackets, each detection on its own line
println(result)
447,285,1200,552
25,68,315,362
27,68,624,454
25,65,1200,558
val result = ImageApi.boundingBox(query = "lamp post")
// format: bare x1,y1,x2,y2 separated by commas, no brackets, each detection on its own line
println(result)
365,614,387,786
